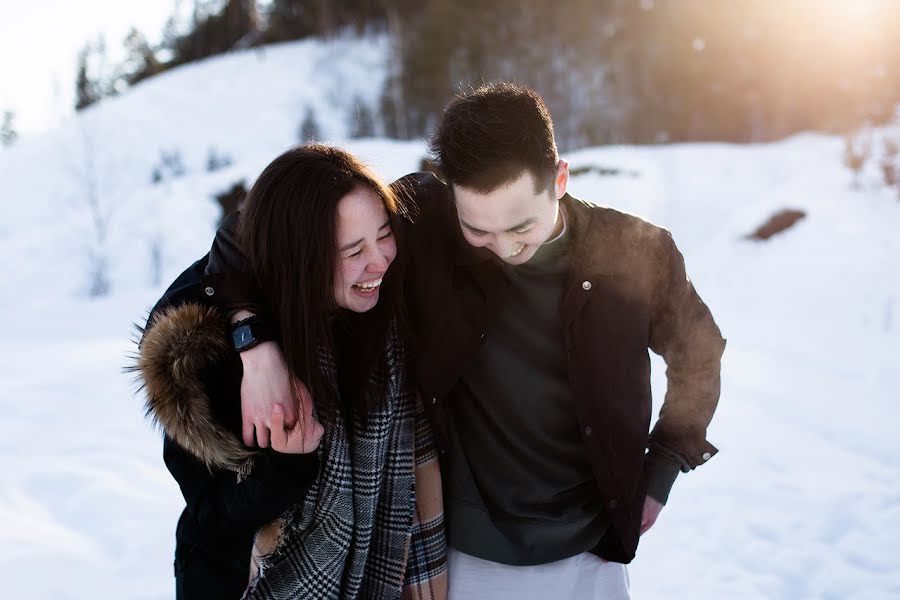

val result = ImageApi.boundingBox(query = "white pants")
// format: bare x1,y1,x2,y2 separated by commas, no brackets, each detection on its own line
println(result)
447,548,631,600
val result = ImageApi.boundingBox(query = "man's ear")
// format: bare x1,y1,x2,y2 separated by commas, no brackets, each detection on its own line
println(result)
554,160,569,199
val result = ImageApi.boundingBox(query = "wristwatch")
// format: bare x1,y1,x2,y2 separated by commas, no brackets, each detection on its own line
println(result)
231,316,270,352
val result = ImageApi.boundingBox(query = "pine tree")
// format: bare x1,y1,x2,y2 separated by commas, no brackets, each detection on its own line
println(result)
206,147,234,172
75,45,99,111
74,36,115,111
123,27,163,85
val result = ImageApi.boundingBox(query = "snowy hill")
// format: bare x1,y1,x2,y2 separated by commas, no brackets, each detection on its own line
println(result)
1,34,899,600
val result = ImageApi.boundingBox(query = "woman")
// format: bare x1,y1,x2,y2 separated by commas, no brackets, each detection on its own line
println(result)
135,145,447,599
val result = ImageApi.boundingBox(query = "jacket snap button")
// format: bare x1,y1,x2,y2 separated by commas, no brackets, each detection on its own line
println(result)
204,286,215,296
702,452,712,461
582,281,592,290
584,426,592,436
608,499,618,509
431,397,437,405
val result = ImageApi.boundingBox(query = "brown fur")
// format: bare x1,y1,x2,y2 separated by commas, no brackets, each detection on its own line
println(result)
137,302,255,471
249,518,284,581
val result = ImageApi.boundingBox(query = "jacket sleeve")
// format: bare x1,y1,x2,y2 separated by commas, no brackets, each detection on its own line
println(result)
647,229,726,471
202,212,261,313
164,436,319,537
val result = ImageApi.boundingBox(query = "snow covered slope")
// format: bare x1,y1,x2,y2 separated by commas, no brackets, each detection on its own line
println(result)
1,34,898,599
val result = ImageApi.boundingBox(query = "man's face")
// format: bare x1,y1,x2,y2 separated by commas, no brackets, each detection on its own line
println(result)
453,163,568,265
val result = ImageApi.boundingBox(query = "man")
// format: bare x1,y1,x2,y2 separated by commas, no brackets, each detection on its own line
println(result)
200,83,725,598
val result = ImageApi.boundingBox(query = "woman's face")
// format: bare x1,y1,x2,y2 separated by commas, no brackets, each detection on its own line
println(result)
333,186,397,313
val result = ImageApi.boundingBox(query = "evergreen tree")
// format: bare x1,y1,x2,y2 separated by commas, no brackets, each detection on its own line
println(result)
123,27,163,85
74,36,116,111
171,0,259,65
75,45,100,111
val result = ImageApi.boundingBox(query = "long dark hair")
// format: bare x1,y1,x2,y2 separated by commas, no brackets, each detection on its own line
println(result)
238,144,407,420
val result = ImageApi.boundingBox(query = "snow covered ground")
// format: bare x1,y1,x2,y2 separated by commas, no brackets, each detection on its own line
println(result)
1,35,898,599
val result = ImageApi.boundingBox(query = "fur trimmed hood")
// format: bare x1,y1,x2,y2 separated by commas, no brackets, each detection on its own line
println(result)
136,301,254,471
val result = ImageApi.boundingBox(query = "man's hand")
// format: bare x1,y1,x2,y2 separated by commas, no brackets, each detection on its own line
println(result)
269,397,324,454
239,341,300,447
640,495,664,535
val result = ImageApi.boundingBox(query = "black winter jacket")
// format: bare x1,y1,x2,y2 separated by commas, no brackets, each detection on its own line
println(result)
141,256,319,599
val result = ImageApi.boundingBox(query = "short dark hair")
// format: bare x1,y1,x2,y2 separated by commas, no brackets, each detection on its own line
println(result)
429,82,559,193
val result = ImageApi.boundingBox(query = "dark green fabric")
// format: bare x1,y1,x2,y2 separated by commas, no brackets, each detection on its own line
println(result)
644,450,681,505
445,216,612,566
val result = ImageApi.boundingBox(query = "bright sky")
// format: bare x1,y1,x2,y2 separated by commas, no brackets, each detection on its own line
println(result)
0,0,174,137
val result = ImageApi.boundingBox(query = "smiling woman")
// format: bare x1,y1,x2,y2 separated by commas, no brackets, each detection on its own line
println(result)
334,186,398,313
237,144,407,417
134,143,447,599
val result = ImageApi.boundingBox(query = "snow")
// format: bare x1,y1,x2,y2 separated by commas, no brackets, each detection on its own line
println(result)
2,34,899,599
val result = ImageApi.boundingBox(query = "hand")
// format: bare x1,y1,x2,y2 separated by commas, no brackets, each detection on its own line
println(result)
640,495,664,535
239,341,300,447
269,397,324,454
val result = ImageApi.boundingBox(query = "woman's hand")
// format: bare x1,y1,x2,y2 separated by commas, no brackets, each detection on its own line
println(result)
268,392,324,455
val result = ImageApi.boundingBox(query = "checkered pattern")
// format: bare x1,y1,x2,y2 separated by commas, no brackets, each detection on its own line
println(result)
244,322,447,600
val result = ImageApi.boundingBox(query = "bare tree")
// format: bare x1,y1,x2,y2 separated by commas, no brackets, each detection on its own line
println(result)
843,135,870,190
881,137,898,188
67,126,124,297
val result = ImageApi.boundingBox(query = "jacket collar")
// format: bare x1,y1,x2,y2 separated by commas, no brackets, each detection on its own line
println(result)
562,193,602,277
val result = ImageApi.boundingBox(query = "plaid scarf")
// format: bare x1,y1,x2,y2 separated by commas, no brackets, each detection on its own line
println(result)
244,322,447,600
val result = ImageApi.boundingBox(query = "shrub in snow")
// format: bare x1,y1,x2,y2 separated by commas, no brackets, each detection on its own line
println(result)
206,147,234,172
745,209,807,241
150,148,187,184
215,181,247,222
0,111,16,147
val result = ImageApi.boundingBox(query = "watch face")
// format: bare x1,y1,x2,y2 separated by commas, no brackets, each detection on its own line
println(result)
233,324,255,349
